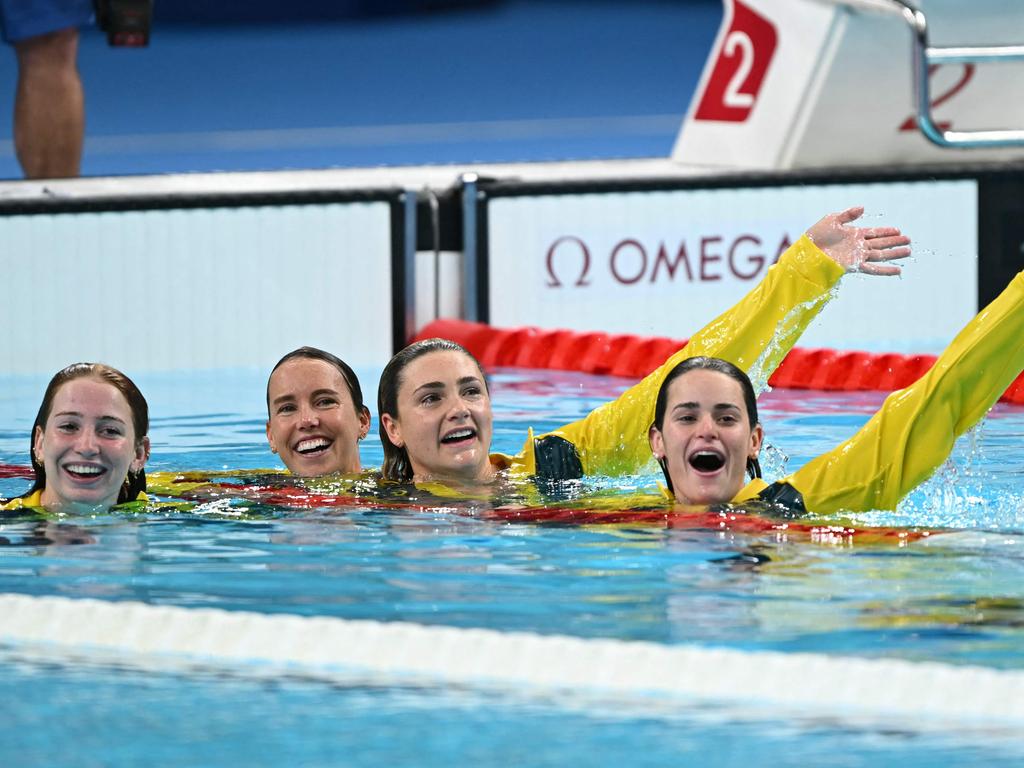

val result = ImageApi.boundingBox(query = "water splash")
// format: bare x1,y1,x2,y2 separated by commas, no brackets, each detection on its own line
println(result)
858,418,1024,531
758,441,790,480
748,287,839,396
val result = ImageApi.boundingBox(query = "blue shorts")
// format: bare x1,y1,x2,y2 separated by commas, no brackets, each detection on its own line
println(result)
0,0,93,44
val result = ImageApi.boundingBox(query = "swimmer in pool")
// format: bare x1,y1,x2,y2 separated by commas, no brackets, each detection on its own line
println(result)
265,346,371,477
140,347,371,502
378,207,911,487
1,363,151,513
647,265,1024,513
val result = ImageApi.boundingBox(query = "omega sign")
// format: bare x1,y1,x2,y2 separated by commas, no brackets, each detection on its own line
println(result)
544,231,795,288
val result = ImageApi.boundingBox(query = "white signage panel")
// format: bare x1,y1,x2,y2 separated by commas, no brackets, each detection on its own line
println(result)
487,181,977,353
0,202,395,374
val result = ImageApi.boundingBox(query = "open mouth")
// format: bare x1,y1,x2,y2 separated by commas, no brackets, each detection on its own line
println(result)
63,463,107,481
441,427,477,446
688,450,725,473
295,437,332,456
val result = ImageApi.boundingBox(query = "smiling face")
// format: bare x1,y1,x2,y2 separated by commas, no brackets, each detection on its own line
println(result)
648,369,762,506
33,377,150,512
266,357,370,476
380,350,495,483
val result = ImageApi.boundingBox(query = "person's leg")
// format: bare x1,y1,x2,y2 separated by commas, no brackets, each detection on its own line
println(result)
13,26,83,179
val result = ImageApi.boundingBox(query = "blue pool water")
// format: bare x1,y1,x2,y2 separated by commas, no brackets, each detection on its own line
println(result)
1,367,1023,766
2,652,1023,768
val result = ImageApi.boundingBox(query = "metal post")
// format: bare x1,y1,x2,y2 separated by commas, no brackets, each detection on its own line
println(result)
403,188,418,344
887,0,1024,148
461,173,479,322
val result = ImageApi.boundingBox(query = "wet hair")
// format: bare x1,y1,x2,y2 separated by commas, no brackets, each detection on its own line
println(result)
377,338,486,482
651,356,762,494
266,346,370,422
27,363,149,504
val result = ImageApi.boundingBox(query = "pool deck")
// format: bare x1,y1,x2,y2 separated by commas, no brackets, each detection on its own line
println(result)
0,1,721,179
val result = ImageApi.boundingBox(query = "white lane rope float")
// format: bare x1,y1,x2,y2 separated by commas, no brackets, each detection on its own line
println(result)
1,593,1022,728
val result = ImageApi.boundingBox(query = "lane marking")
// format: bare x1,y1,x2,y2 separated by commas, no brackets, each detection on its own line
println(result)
0,115,681,158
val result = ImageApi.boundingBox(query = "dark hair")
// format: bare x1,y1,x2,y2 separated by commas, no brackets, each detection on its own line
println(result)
652,356,762,494
28,363,149,504
377,338,485,482
267,346,369,421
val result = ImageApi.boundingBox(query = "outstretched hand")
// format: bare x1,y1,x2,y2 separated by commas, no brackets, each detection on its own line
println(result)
807,206,911,276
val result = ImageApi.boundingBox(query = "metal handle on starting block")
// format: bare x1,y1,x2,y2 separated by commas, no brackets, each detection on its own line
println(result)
893,0,1024,148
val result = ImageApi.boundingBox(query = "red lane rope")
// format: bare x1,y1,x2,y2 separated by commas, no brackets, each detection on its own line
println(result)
415,319,1024,405
0,463,34,480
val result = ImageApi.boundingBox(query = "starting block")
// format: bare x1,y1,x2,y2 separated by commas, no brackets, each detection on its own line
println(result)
673,0,1024,168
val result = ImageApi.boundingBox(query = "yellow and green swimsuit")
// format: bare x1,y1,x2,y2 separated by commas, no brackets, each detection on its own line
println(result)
1,488,149,512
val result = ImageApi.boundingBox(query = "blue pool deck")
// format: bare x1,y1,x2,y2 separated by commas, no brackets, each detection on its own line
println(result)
0,0,721,179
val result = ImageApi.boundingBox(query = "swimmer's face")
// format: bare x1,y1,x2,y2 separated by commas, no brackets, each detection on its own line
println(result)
266,357,370,476
380,350,494,483
648,369,762,506
33,377,149,512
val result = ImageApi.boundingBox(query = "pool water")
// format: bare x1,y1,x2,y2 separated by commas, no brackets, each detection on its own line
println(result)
3,651,1023,768
1,367,1023,766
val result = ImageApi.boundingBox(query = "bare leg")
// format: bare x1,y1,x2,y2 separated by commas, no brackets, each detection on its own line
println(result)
13,27,84,179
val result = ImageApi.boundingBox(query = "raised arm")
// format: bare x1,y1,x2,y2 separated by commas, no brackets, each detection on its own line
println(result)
785,270,1024,513
518,208,911,477
690,206,912,382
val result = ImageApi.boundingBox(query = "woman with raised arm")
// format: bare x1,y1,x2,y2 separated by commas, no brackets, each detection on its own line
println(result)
378,207,911,487
1,363,151,513
646,267,1024,512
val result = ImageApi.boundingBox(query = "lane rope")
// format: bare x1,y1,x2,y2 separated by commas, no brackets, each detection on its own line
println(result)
2,593,1021,726
416,319,1024,404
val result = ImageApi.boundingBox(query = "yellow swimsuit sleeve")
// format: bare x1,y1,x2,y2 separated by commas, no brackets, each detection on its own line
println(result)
1,488,148,510
497,235,845,476
0,489,44,510
732,478,771,503
783,270,1024,514
145,468,289,496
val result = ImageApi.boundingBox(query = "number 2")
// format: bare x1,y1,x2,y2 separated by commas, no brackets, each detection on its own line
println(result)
722,31,755,109
899,64,975,132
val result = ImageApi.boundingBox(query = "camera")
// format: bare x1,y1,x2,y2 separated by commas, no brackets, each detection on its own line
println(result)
94,0,152,47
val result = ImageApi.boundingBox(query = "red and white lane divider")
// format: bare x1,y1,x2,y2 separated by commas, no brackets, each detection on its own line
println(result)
416,319,1024,404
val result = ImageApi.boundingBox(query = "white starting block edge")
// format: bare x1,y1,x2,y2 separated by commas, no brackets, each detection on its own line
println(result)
673,0,1024,169
2,592,1024,735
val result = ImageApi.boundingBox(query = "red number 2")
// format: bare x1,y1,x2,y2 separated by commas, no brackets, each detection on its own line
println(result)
899,63,975,132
